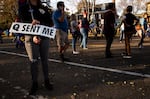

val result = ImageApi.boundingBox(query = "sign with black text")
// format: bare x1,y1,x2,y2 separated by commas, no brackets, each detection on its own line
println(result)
9,22,56,39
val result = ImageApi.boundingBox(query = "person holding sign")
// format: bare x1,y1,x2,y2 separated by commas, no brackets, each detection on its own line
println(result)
19,0,53,95
52,1,69,62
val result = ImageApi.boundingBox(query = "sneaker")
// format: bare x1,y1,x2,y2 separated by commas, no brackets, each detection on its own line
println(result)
29,82,38,95
138,45,144,49
120,41,123,43
83,47,88,50
80,45,83,48
105,55,113,58
73,51,79,54
121,52,127,56
123,55,132,59
59,54,70,62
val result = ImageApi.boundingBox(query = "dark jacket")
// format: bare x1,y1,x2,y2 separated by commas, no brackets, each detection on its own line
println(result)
19,4,52,27
124,13,138,32
103,10,115,36
19,3,53,39
80,18,89,29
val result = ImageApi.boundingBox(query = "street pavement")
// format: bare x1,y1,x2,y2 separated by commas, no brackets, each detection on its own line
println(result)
0,36,150,99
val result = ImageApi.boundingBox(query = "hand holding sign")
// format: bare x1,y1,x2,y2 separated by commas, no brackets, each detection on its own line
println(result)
33,36,41,44
32,19,40,25
31,20,41,44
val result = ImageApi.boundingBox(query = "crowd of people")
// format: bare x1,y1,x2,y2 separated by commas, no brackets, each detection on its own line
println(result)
118,7,150,59
0,0,150,96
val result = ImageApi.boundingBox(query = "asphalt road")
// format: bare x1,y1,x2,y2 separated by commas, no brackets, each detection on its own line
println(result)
0,36,150,99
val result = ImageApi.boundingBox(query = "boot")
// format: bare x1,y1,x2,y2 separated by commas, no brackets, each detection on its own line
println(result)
45,80,53,91
29,82,38,95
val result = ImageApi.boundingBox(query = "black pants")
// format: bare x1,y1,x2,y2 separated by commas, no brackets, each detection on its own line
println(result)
138,34,145,47
25,35,50,83
0,35,3,43
105,35,114,56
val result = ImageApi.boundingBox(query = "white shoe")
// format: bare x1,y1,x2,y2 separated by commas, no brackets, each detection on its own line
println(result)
123,55,132,59
73,51,79,54
139,45,144,49
80,45,83,48
83,48,88,50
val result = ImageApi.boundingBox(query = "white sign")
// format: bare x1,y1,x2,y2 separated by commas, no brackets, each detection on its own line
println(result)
9,22,56,39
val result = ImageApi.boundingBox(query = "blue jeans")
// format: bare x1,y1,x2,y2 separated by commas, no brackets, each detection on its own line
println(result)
80,28,88,48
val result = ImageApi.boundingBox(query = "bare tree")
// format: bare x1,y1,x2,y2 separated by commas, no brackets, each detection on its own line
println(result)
66,0,89,13
117,0,149,15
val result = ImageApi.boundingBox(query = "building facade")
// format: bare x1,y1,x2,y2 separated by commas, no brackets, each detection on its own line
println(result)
147,2,150,23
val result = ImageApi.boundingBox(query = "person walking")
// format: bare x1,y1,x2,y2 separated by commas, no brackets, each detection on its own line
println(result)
119,23,125,43
19,0,53,95
70,14,80,54
122,6,138,58
142,13,148,34
79,11,89,49
103,4,116,58
0,28,3,43
135,23,145,49
52,1,69,62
